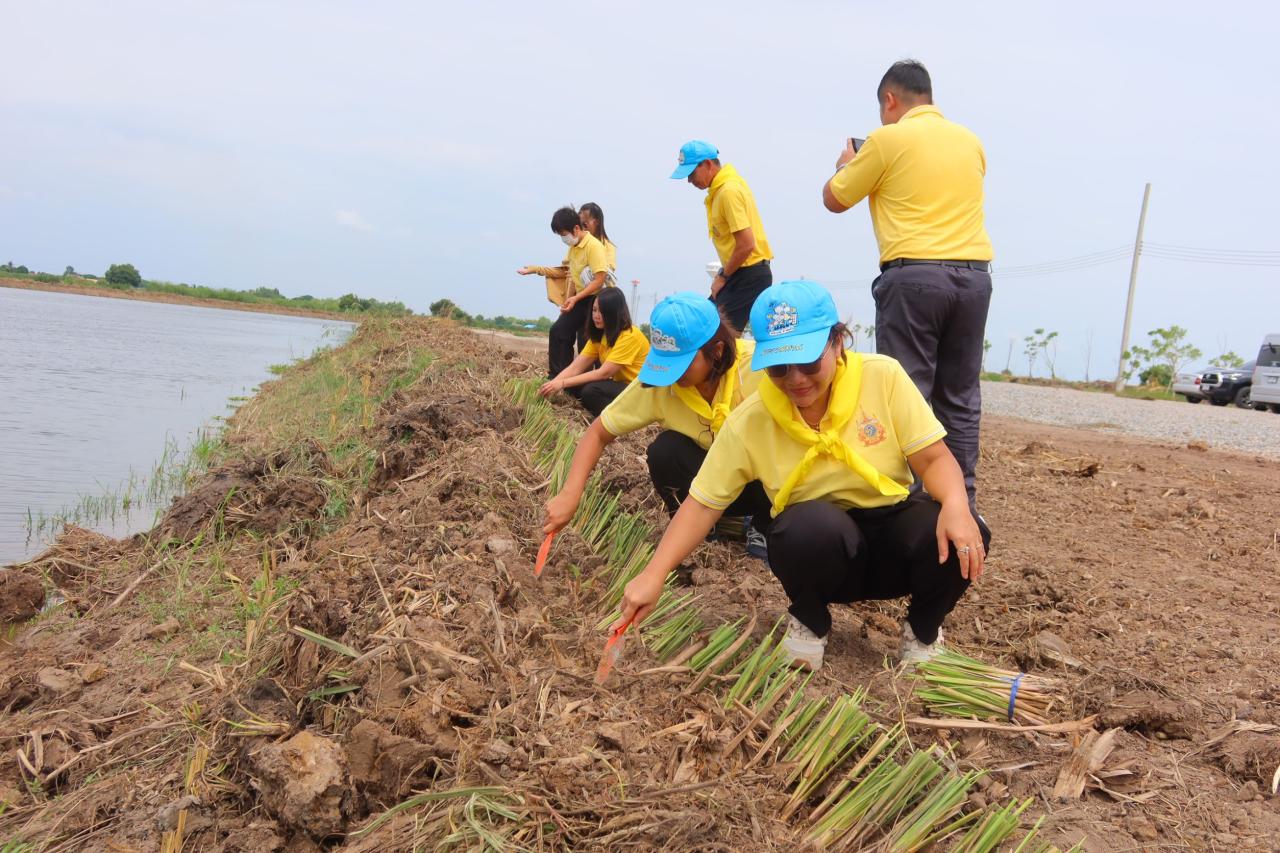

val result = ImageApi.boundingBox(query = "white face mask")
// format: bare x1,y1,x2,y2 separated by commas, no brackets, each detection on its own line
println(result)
561,232,579,248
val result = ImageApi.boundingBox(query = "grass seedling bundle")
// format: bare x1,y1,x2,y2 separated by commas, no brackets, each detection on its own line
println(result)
915,650,1061,726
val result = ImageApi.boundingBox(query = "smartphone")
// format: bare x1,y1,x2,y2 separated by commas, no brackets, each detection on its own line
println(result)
850,137,865,153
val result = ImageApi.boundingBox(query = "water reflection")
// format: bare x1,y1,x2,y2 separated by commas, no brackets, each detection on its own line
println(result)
0,287,354,564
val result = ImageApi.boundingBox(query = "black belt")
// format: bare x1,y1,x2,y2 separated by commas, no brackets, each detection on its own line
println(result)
723,259,769,277
880,258,990,273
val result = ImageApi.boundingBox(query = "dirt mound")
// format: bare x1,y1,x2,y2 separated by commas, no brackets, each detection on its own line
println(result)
158,448,329,541
0,569,44,623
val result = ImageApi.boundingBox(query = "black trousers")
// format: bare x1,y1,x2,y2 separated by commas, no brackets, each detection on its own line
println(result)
645,430,772,528
548,297,593,378
715,260,772,334
566,379,628,417
766,494,991,643
872,264,992,507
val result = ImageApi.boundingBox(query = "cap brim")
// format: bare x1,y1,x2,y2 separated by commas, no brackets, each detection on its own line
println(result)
669,162,698,179
751,327,831,371
637,348,698,387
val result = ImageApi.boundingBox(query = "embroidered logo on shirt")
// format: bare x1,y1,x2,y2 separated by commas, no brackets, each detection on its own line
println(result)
766,302,798,337
857,411,886,446
651,327,679,352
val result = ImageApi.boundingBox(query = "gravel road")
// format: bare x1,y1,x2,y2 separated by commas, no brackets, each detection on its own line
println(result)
981,381,1280,458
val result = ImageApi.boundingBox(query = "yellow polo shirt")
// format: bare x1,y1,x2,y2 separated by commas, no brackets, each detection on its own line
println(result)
705,164,773,269
581,326,650,384
566,232,610,295
828,105,993,264
600,340,762,449
689,355,946,512
603,239,617,272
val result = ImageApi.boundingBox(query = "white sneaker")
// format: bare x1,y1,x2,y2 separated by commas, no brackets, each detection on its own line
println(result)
782,615,828,670
899,622,944,665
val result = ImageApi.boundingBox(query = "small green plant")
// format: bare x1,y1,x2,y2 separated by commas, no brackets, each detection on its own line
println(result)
1125,325,1202,391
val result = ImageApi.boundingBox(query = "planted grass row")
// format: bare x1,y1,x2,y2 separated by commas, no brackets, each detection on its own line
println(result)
506,378,1080,852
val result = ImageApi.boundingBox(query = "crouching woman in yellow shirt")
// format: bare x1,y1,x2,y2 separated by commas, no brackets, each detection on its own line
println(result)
543,293,772,559
539,288,649,417
616,280,990,670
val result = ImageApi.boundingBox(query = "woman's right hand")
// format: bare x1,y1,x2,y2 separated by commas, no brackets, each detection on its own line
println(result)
543,492,578,535
615,568,665,631
517,266,533,275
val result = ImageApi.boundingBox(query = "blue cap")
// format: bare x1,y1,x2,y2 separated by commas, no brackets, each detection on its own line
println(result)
637,293,722,386
749,280,840,370
670,140,719,179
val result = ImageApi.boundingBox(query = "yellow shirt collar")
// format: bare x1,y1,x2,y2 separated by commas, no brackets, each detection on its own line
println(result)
706,163,739,199
757,354,908,515
902,104,943,121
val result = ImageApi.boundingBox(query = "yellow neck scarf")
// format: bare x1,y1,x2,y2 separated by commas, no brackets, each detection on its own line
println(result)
672,360,738,435
758,354,909,516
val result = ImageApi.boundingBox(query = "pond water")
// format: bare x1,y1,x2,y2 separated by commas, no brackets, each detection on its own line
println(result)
0,287,354,564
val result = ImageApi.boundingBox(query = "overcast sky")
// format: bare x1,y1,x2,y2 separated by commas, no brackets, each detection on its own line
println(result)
4,1,1278,380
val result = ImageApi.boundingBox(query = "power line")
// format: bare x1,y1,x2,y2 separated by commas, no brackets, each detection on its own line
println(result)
802,239,1279,286
1144,241,1280,259
1143,247,1280,267
995,246,1131,276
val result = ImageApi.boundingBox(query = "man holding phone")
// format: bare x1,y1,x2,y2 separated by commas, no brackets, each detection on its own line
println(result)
671,140,774,333
821,60,993,509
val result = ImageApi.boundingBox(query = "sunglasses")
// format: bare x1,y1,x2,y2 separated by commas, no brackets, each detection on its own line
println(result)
765,357,825,379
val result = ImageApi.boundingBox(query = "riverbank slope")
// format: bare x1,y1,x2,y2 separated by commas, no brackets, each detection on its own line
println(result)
1,317,1276,850
1,277,356,321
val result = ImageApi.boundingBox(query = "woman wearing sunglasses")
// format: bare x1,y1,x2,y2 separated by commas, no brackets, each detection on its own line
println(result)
542,293,772,559
614,279,990,670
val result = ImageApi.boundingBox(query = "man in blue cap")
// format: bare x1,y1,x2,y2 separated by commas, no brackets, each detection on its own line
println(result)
671,140,774,333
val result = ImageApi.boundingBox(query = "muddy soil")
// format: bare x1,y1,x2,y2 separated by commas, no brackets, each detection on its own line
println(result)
1,319,1277,851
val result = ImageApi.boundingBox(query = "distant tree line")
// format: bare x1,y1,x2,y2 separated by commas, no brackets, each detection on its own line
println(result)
429,298,551,333
982,324,1239,393
1,260,411,316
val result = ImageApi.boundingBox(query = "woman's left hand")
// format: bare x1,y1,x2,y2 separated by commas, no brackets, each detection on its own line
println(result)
538,378,563,397
560,297,576,313
936,501,985,581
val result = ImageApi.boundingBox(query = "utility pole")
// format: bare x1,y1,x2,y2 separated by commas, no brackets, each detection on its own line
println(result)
630,279,639,318
1114,182,1152,394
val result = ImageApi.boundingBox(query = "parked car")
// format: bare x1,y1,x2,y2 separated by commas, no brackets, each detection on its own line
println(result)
1250,334,1280,413
1172,368,1206,403
1200,361,1257,408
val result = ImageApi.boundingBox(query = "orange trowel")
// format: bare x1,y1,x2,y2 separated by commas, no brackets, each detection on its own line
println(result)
594,613,637,684
534,531,556,578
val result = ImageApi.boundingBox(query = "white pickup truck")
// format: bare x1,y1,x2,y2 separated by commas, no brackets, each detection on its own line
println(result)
1250,334,1280,413
1172,367,1207,403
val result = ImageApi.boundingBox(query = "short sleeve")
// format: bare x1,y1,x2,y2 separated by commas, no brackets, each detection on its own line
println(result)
599,380,658,438
604,329,647,368
580,339,601,361
828,135,886,209
888,362,947,454
717,184,753,234
688,420,753,510
585,238,608,277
